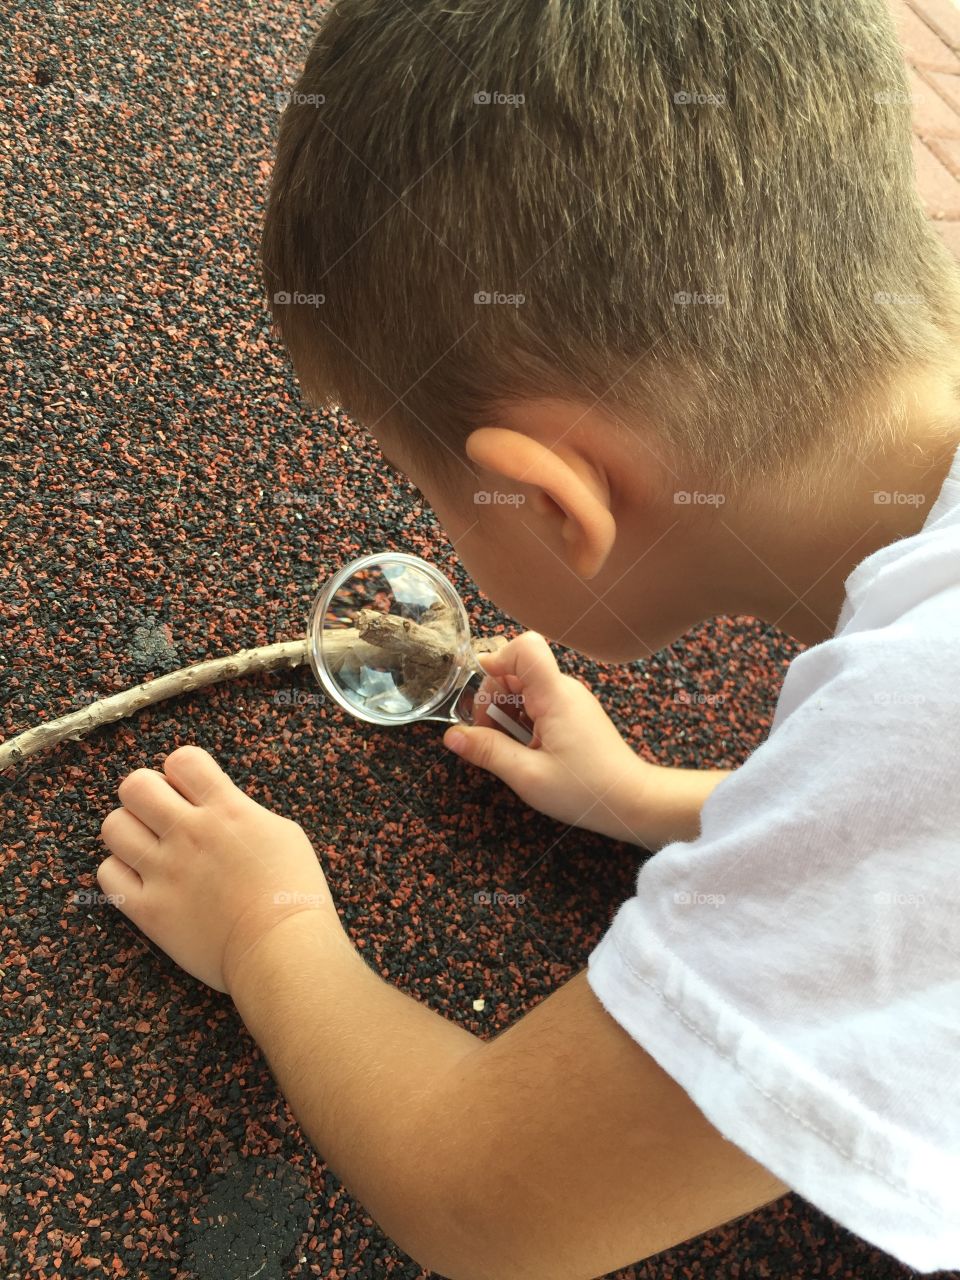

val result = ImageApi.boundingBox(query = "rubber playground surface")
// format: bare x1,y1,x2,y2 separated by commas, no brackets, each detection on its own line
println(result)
4,1,959,1276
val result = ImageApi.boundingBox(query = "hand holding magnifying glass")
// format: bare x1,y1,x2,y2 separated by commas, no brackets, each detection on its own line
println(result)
306,552,534,744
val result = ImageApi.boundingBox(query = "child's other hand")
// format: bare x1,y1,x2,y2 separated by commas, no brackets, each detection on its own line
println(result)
444,632,655,844
97,745,340,994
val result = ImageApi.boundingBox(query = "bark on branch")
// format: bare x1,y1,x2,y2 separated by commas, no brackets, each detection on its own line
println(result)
0,608,506,771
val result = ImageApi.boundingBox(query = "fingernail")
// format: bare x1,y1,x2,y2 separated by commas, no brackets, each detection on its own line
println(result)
446,730,468,754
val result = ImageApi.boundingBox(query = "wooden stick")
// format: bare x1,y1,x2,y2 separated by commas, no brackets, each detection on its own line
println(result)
0,614,507,771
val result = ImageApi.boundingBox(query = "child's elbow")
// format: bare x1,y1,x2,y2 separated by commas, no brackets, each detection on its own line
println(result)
391,1176,579,1280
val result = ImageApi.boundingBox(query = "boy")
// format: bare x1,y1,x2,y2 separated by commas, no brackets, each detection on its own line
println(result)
97,1,960,1276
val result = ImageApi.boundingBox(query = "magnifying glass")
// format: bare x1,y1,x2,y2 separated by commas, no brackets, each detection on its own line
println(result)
306,552,534,744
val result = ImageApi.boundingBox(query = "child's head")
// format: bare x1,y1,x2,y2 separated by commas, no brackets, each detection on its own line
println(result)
262,0,960,660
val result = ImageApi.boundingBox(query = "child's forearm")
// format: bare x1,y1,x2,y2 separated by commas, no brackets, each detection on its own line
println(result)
229,910,480,1267
626,766,734,849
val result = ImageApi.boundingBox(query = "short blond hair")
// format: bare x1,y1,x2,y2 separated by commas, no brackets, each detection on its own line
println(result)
262,0,960,493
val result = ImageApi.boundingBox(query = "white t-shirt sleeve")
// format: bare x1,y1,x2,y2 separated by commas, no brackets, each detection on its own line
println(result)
587,585,960,1272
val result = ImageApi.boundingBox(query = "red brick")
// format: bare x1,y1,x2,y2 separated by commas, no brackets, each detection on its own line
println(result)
908,66,960,138
906,0,960,54
927,134,960,177
934,219,960,257
912,136,960,217
892,0,960,70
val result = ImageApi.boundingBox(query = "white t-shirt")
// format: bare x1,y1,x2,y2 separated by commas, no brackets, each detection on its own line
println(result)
587,444,960,1272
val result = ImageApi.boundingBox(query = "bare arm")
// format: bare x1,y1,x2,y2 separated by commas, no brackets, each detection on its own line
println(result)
626,765,734,848
98,743,779,1280
231,911,786,1280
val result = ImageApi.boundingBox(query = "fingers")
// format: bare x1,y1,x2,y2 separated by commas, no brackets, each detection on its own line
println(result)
117,766,194,837
444,723,537,788
96,854,147,925
100,806,158,873
96,852,144,896
476,632,566,720
161,744,237,808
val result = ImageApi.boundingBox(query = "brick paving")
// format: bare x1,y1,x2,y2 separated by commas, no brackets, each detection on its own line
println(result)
894,0,960,255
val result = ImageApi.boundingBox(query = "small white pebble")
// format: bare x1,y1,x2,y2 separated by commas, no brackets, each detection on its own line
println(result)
472,998,485,1012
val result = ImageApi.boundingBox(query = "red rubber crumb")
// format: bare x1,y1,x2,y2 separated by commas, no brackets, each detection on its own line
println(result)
0,3,914,1279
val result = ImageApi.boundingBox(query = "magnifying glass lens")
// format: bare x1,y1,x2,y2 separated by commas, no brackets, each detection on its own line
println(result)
309,554,473,725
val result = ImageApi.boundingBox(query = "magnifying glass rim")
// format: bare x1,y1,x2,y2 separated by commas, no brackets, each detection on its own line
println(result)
307,551,473,726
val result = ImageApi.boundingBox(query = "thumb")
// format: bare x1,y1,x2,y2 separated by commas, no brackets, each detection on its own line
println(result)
443,724,535,786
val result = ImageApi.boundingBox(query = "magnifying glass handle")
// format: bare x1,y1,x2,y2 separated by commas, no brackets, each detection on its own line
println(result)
430,670,534,745
483,700,535,745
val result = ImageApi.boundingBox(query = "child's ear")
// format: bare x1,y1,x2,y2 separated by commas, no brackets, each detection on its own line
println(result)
465,427,616,580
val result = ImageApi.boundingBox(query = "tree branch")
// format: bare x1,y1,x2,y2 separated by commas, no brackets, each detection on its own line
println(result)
0,609,506,771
